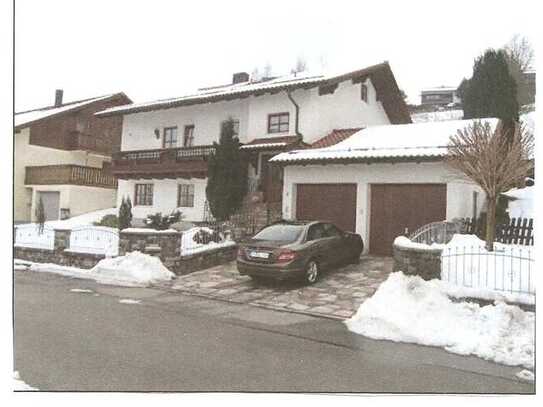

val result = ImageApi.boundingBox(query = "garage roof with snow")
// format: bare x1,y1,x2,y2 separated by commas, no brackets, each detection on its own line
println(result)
271,118,499,164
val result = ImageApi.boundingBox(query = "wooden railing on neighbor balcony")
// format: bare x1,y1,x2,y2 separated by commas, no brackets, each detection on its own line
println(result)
25,165,117,189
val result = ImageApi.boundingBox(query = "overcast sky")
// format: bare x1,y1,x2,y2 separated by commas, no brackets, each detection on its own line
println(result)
14,0,537,111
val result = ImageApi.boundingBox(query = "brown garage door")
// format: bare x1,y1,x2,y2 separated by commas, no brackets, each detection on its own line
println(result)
296,184,357,232
370,184,446,256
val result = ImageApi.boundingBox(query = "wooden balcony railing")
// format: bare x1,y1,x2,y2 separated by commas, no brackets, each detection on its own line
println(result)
111,145,215,179
25,165,117,189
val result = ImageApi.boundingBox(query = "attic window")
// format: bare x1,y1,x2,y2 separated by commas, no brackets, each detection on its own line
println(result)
361,84,368,103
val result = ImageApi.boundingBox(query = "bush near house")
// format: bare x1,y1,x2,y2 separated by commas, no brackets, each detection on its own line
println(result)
93,214,119,228
118,196,133,230
145,211,183,230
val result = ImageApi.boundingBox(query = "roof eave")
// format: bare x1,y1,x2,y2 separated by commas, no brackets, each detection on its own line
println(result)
273,155,444,166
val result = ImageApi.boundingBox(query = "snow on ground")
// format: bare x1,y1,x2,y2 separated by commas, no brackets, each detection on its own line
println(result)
346,272,534,368
411,109,464,123
16,251,175,287
441,234,534,305
516,369,535,382
19,207,117,230
13,371,38,391
69,288,94,293
119,299,141,305
181,226,236,256
502,186,534,219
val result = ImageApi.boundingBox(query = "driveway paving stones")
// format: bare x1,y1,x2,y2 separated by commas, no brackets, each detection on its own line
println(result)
168,256,393,319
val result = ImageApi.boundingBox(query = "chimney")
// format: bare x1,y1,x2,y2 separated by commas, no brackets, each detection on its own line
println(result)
232,72,249,84
54,89,64,107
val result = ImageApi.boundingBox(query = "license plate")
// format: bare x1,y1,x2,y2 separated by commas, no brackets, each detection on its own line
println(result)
250,251,269,259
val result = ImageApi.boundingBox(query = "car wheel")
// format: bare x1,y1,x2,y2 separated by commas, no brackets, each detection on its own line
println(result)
305,260,319,284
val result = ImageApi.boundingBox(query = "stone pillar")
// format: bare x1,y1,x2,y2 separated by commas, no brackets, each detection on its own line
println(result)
119,230,182,263
54,228,71,252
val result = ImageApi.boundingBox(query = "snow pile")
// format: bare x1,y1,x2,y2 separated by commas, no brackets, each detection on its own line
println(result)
181,226,236,256
441,234,534,305
516,369,535,382
119,299,141,305
89,251,175,286
122,228,178,233
411,109,464,123
19,251,175,287
393,236,445,250
19,207,117,230
502,186,534,219
346,272,534,368
13,371,38,391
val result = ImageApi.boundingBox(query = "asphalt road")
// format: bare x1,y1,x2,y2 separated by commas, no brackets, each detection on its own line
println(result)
14,270,534,393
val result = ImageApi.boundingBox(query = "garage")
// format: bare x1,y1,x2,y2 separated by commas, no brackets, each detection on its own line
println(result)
369,184,447,255
296,184,357,232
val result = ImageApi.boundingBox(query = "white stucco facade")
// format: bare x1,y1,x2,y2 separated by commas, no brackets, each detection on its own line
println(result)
14,128,115,222
282,161,484,253
117,177,208,222
120,78,390,151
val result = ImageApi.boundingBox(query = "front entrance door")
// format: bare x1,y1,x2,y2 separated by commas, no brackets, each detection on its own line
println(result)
261,154,283,203
37,191,61,221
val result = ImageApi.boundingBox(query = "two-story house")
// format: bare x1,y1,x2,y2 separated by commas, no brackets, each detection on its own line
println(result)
14,91,131,222
96,62,411,222
420,86,460,107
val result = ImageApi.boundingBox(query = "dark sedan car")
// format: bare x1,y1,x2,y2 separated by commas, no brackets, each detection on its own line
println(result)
237,220,364,284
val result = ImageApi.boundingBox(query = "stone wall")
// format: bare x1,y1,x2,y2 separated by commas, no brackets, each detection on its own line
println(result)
119,230,181,270
14,246,105,269
171,245,238,276
393,243,443,280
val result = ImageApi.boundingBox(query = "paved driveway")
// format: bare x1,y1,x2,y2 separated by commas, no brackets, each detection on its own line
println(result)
169,256,392,319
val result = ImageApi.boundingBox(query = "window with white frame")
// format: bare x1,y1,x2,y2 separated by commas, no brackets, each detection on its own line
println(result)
178,184,195,207
183,125,195,147
221,119,239,136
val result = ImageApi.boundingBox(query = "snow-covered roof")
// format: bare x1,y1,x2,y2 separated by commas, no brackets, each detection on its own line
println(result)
15,94,121,129
271,118,499,164
94,62,412,124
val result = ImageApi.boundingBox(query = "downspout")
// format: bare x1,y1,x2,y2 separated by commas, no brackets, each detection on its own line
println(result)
286,91,302,137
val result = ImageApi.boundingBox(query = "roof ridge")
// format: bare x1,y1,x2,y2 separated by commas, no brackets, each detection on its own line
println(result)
16,93,118,115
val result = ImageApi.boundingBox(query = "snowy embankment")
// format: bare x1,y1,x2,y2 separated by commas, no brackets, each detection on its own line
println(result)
13,371,38,391
441,234,534,305
180,226,236,256
15,251,175,287
346,272,534,369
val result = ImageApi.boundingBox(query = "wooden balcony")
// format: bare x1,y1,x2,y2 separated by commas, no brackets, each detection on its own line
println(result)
25,165,117,189
111,145,215,179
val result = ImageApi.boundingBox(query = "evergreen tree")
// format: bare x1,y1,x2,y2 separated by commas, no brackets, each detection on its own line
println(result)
35,196,45,234
462,49,519,127
206,118,248,221
118,196,132,230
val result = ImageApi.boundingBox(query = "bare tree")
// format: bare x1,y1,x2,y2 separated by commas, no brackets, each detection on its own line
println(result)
447,120,533,250
291,56,308,75
504,34,534,72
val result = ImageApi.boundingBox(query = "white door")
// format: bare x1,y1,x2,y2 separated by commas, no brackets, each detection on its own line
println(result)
38,191,60,221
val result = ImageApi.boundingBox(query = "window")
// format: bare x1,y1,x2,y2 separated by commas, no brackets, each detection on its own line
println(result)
221,119,239,136
163,127,178,148
306,223,326,241
323,223,342,237
178,184,195,207
361,84,368,102
134,184,153,206
183,125,195,147
267,113,289,133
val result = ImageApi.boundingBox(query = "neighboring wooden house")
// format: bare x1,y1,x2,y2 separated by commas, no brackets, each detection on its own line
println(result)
420,86,460,107
14,91,131,222
271,119,501,255
96,62,411,222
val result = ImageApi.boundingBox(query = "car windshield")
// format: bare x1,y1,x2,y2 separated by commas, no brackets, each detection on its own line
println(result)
253,224,304,242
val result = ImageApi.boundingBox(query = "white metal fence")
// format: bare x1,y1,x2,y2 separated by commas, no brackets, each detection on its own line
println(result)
441,245,535,296
68,226,119,256
14,224,55,250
